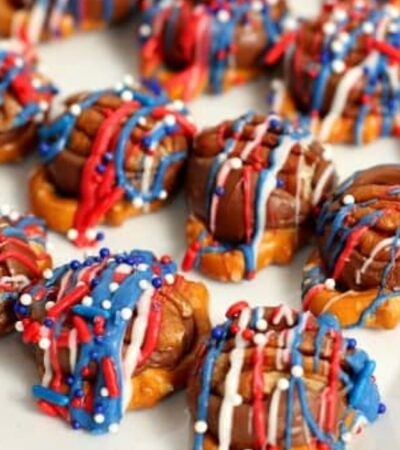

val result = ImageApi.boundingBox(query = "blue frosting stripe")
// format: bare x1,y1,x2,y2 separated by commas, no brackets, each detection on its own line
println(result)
22,249,177,434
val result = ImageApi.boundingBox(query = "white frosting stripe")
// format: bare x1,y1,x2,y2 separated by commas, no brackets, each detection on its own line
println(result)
122,287,154,409
218,307,251,450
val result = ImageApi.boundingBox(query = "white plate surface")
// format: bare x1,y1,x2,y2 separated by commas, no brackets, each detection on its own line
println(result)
0,1,399,449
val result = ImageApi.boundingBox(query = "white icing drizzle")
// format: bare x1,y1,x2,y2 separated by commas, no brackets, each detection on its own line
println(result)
356,236,398,285
27,2,48,44
41,347,53,387
319,16,391,142
68,329,78,372
218,307,251,450
122,287,154,410
272,305,295,326
0,274,30,290
312,163,335,206
267,386,283,446
321,291,353,314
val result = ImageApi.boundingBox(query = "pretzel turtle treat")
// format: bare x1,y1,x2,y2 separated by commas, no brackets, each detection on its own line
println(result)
0,49,56,162
30,80,196,247
139,0,296,100
188,302,384,450
0,0,136,42
303,164,400,329
0,208,52,336
16,249,210,434
183,112,336,282
269,0,400,144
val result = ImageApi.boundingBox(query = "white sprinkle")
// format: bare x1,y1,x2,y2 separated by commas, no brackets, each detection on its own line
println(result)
333,8,347,22
39,101,49,112
343,194,355,205
115,82,124,92
325,278,336,290
15,58,24,68
138,116,147,126
389,22,399,33
164,274,175,285
139,279,150,290
291,365,304,378
277,378,290,391
137,263,149,271
43,269,54,280
109,282,119,292
253,333,267,346
109,423,119,434
283,17,297,31
94,414,105,424
85,228,97,241
338,32,350,44
39,337,51,350
332,59,346,74
67,228,78,241
116,264,131,274
256,319,268,332
172,99,185,111
362,21,374,34
69,104,82,117
0,204,11,216
121,90,134,102
229,157,243,170
20,293,32,306
82,296,93,307
159,190,168,200
164,114,176,127
9,211,20,221
100,387,109,398
139,23,152,37
132,197,144,208
15,321,24,333
331,40,344,54
217,9,230,22
102,300,112,310
217,153,227,163
323,21,336,35
251,0,263,11
123,74,134,86
342,432,352,443
45,301,55,311
120,307,133,321
32,78,42,89
194,420,208,434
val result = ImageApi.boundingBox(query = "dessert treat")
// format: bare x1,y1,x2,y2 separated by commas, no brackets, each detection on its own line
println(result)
31,79,196,247
303,164,400,329
0,0,136,43
0,207,52,336
183,112,336,282
139,0,296,100
269,0,400,144
16,249,210,434
0,49,57,162
188,302,384,450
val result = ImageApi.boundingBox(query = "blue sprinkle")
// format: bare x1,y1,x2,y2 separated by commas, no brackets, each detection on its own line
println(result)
142,136,153,148
44,318,54,328
152,277,163,288
96,164,106,174
72,420,81,430
91,278,100,288
70,260,81,271
212,326,225,340
103,152,114,162
214,186,225,197
74,389,84,398
347,338,357,350
95,336,104,345
276,178,285,188
65,376,75,386
96,232,105,241
99,248,110,258
378,403,386,414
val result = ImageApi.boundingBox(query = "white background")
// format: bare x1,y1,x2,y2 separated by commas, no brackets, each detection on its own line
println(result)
0,1,399,449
